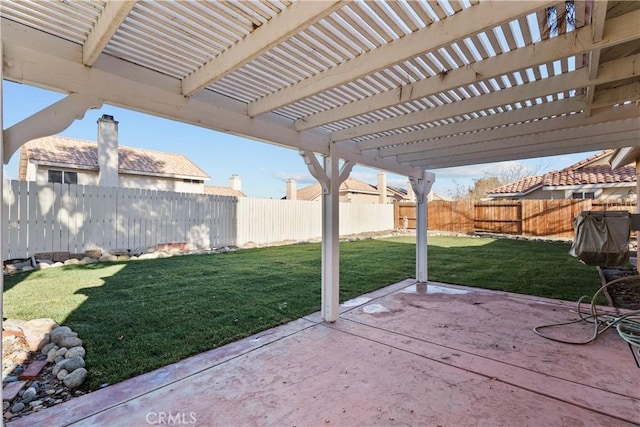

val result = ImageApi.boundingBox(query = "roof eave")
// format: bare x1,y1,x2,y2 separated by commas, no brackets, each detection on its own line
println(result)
610,146,640,169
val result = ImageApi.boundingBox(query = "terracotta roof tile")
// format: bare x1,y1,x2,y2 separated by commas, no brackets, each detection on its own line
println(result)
490,151,635,196
21,136,209,179
489,175,544,194
544,165,636,186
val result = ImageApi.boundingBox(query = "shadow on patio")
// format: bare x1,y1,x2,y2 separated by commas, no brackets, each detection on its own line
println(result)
9,279,639,426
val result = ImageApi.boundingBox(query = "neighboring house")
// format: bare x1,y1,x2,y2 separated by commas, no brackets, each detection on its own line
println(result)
204,175,247,198
18,115,210,194
487,150,637,201
283,174,445,203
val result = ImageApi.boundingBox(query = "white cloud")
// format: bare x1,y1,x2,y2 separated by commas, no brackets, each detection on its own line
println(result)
272,171,315,185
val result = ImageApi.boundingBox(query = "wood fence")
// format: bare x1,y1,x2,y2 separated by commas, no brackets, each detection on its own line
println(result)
395,199,637,238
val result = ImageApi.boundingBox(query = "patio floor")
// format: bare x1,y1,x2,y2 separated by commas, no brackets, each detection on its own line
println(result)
10,279,640,426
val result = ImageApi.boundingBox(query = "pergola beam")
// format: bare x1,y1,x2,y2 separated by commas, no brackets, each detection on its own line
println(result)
332,53,640,142
366,99,586,154
591,81,640,109
181,1,346,97
83,1,137,66
296,8,640,132
248,0,553,117
409,118,640,169
584,0,608,116
395,104,640,163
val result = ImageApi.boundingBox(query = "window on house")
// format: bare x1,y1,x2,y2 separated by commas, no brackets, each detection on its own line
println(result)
48,170,78,185
571,192,595,199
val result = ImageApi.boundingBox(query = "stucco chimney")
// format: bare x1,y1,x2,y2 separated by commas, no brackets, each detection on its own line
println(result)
378,172,387,204
97,114,119,187
229,174,241,192
286,179,297,200
407,180,416,202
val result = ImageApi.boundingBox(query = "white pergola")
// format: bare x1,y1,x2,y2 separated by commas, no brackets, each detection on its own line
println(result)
1,0,639,321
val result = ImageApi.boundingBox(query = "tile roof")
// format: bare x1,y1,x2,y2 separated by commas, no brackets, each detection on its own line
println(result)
295,178,382,201
489,150,635,195
489,175,544,195
204,185,246,198
21,135,209,179
544,165,636,186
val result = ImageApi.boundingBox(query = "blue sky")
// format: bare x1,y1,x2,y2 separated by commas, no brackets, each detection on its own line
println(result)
2,81,599,198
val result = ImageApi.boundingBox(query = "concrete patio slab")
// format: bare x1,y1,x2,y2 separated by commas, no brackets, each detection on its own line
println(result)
9,281,640,426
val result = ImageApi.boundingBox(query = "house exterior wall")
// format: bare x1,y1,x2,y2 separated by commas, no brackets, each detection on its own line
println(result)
29,163,204,193
119,174,204,193
32,164,98,186
341,192,379,204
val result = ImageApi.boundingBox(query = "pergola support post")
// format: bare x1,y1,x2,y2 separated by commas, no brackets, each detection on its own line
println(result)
300,147,353,322
410,171,435,283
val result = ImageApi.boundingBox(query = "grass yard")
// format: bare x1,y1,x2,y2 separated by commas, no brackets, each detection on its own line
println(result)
3,235,600,390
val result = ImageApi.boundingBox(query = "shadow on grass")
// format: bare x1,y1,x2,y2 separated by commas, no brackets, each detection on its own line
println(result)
2,237,600,389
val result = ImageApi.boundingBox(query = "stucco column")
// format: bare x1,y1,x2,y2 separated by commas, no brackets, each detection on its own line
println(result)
98,114,119,187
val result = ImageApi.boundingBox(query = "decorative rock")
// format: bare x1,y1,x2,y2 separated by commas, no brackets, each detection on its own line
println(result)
99,254,118,262
28,400,43,408
64,356,85,372
58,336,83,348
3,375,18,383
63,258,81,265
63,368,87,389
55,356,65,363
21,387,37,403
80,257,98,264
36,262,51,270
3,401,9,411
22,318,57,351
41,342,58,355
11,402,25,413
56,369,69,381
46,347,60,363
49,326,73,341
52,360,67,376
65,346,86,359
55,347,68,357
52,262,64,268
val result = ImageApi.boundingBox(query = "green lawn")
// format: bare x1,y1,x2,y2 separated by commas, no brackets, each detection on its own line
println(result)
2,236,600,389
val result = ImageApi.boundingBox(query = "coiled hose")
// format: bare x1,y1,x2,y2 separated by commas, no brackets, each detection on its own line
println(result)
533,275,640,348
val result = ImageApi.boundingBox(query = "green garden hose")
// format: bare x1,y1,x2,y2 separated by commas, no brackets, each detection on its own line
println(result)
533,275,640,348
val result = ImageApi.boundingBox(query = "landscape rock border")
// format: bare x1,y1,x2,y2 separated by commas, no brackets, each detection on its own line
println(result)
2,319,88,422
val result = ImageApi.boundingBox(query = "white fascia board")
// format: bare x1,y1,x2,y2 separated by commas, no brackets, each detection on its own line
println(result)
118,169,209,181
543,183,635,191
610,146,640,169
31,160,99,172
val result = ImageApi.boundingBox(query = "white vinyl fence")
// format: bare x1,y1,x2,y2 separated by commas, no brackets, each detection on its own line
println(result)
2,181,395,260
2,181,236,260
236,198,394,246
